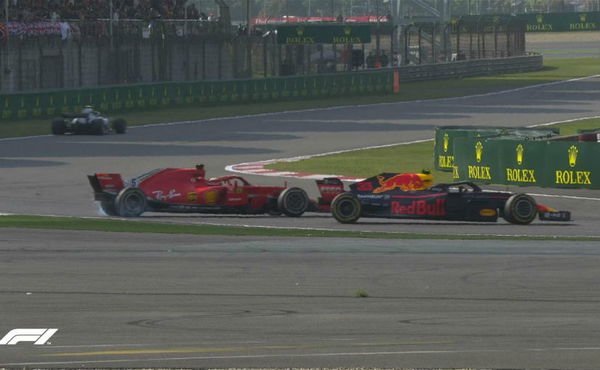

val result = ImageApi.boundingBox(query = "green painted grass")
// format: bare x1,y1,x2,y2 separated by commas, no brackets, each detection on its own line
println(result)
0,215,596,241
1,57,598,139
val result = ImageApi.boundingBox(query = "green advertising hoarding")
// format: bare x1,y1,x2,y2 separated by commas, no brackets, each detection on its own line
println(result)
520,12,600,32
0,70,392,121
433,126,558,172
453,137,600,189
276,24,371,44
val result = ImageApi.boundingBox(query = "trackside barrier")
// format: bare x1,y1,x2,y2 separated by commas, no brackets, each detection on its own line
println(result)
451,136,600,189
434,125,559,171
0,55,543,121
0,71,392,120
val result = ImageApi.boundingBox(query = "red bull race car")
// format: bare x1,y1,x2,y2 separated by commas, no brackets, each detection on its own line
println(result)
88,164,340,217
329,172,571,225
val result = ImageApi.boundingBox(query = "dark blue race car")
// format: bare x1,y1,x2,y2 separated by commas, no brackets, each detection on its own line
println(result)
330,173,571,225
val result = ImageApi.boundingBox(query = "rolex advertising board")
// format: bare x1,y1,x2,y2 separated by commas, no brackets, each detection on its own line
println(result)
276,25,371,44
550,142,598,188
452,137,498,183
520,12,600,32
453,138,600,189
434,126,559,172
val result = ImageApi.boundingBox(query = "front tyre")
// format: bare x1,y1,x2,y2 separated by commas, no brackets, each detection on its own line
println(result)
112,118,127,134
115,188,147,217
503,193,537,225
277,187,309,217
331,192,362,223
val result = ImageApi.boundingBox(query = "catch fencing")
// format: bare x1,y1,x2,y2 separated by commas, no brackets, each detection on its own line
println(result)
0,15,528,93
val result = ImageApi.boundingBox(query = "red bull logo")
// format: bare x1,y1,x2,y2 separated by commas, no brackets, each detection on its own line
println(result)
391,198,446,216
373,173,431,193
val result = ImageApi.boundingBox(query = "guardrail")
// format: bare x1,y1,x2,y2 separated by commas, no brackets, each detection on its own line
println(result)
0,54,543,121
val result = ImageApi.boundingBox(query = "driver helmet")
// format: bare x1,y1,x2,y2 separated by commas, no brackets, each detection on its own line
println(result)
82,105,94,114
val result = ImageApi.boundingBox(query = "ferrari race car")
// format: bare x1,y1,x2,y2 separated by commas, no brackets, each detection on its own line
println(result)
52,108,127,135
88,165,331,217
329,172,572,225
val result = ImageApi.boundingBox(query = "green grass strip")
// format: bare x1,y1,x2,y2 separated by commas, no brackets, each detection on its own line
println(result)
0,215,597,241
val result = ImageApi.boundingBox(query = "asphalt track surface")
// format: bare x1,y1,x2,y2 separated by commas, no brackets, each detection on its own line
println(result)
2,229,600,368
0,72,599,367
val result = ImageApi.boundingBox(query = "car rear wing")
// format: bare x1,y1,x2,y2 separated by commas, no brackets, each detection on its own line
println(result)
88,173,125,194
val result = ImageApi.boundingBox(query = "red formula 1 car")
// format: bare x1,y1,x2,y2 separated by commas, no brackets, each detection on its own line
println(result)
88,165,345,217
329,173,572,225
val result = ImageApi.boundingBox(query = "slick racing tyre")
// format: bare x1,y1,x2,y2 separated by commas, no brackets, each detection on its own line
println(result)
503,193,537,225
277,187,309,217
112,118,127,134
99,200,118,216
51,119,67,135
115,188,147,217
331,192,362,224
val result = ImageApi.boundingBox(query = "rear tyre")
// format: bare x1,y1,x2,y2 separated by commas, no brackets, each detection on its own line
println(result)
99,201,118,216
503,193,537,225
112,118,127,134
331,192,362,223
51,119,67,135
277,187,309,217
115,188,147,217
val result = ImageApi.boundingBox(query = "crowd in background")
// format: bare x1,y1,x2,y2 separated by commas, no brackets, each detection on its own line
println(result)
0,0,209,22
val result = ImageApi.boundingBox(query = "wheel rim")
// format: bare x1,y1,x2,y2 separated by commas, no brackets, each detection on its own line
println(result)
123,193,143,214
338,199,357,218
286,192,306,212
515,198,535,219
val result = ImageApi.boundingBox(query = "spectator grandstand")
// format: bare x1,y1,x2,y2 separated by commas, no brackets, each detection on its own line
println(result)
0,0,205,21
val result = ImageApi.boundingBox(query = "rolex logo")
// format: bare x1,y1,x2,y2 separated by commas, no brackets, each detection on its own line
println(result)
536,14,544,23
516,144,524,165
343,27,352,36
296,27,305,36
475,141,483,163
443,133,449,153
568,145,579,167
579,13,587,22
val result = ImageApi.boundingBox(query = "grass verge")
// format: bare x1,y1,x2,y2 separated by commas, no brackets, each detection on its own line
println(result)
1,57,598,139
0,215,597,241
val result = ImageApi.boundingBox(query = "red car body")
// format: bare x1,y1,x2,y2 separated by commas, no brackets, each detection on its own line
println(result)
88,165,344,217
